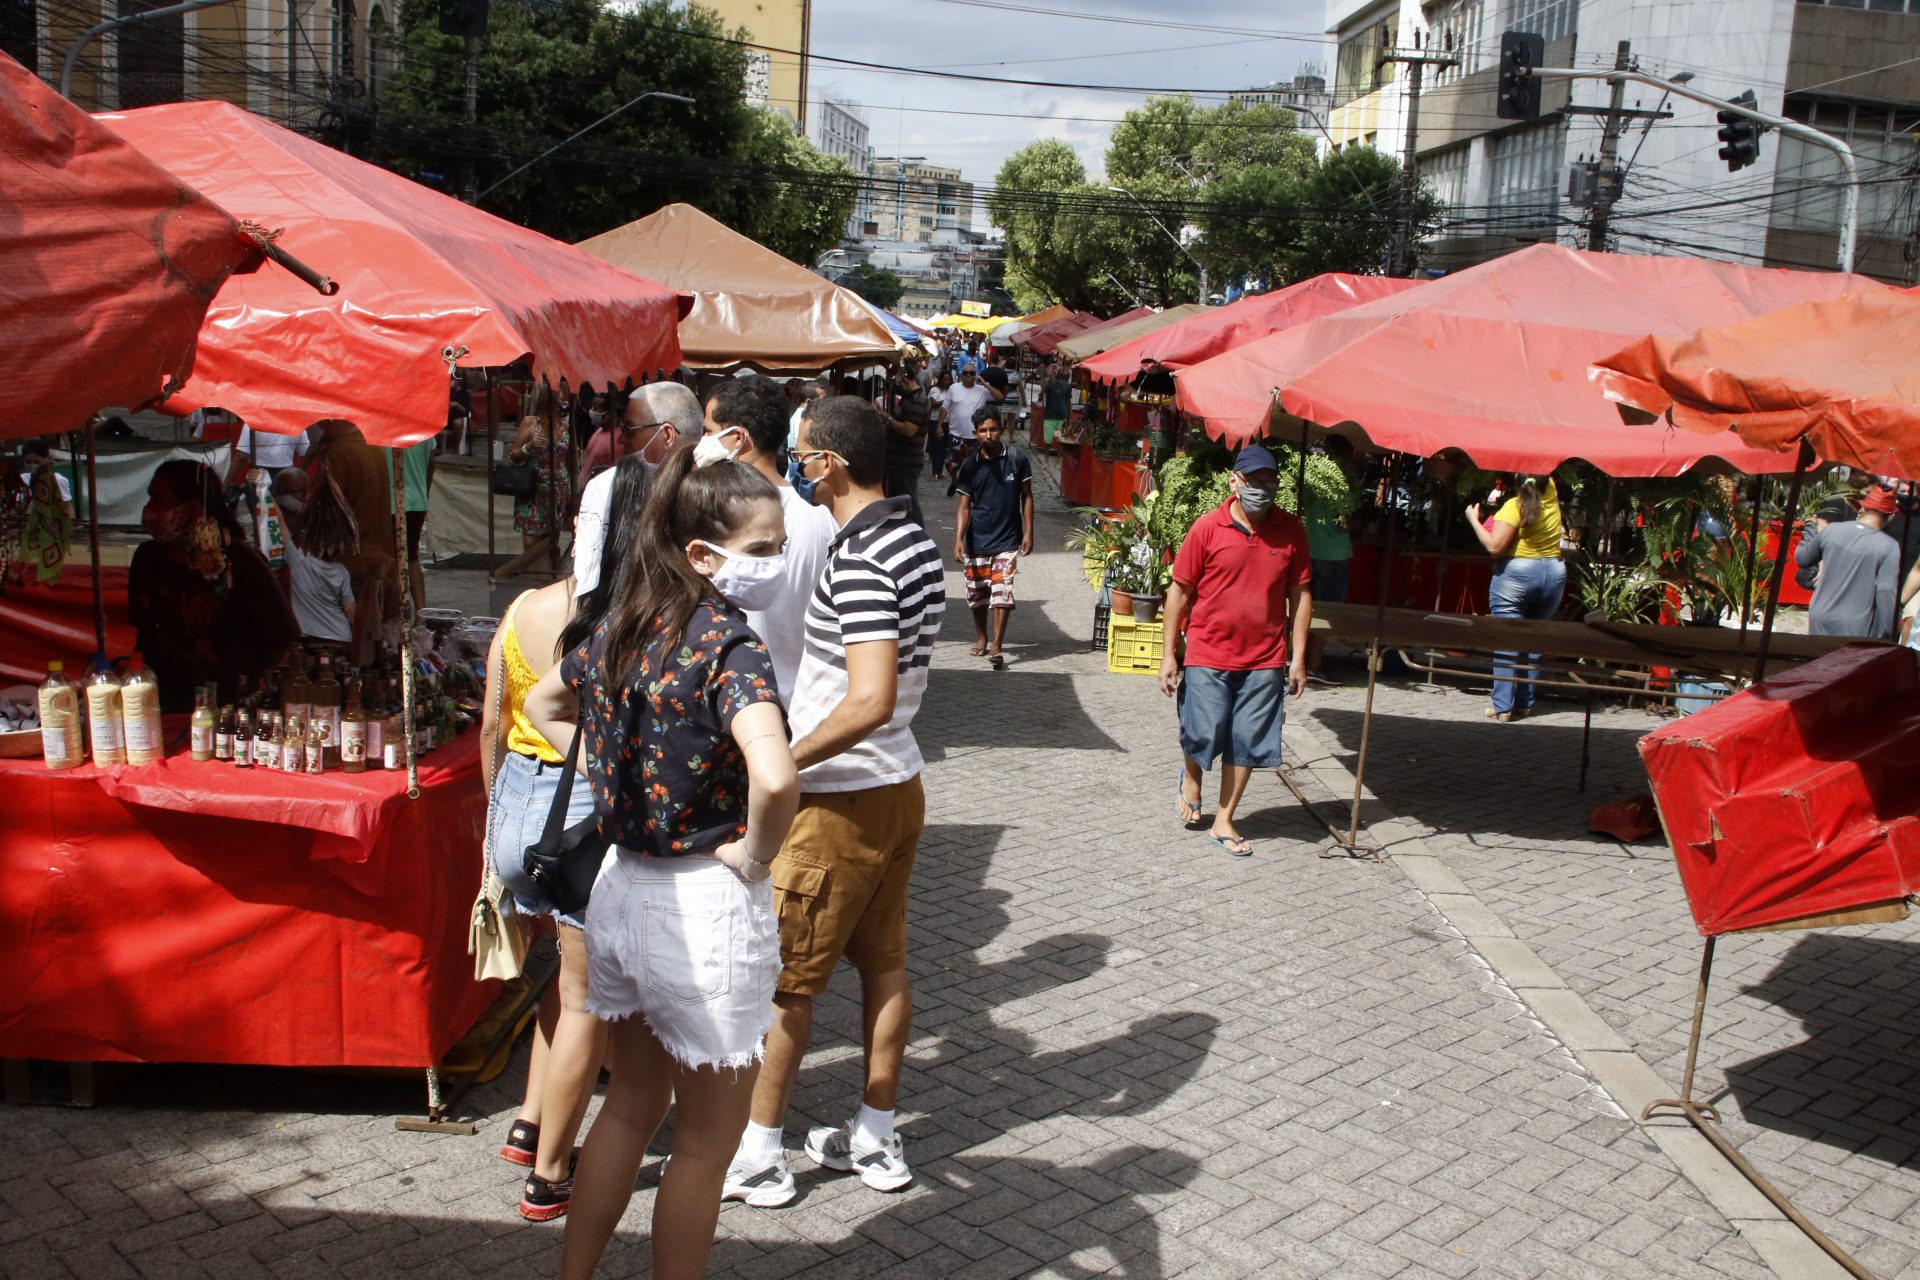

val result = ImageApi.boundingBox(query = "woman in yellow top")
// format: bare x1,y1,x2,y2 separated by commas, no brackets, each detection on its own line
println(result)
1465,474,1566,722
481,456,649,1221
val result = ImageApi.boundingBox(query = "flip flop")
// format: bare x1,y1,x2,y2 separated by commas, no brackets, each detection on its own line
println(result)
989,654,1007,670
968,644,988,657
1176,769,1203,827
1206,833,1253,857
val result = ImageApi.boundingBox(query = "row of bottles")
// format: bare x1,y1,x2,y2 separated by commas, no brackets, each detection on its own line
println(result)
40,655,162,771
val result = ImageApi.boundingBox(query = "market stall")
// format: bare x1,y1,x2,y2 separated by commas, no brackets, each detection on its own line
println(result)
1054,304,1207,364
576,202,896,375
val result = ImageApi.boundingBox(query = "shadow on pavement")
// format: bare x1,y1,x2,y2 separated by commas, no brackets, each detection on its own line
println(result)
1720,932,1920,1169
918,669,1124,760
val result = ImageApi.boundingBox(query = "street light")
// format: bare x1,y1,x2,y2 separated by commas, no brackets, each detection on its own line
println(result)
1107,185,1207,304
477,91,695,199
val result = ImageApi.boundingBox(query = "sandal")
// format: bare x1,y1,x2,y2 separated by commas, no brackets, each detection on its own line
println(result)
1485,708,1512,723
968,643,988,657
1206,832,1253,857
989,654,1007,670
1176,769,1203,827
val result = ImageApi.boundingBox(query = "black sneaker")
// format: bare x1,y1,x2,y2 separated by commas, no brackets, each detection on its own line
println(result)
499,1118,538,1167
519,1172,572,1222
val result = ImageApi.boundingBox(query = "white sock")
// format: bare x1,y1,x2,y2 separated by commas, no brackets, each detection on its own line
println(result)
738,1121,784,1165
852,1104,895,1149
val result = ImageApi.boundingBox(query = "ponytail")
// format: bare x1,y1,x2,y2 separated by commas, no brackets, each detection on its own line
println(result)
1516,476,1544,529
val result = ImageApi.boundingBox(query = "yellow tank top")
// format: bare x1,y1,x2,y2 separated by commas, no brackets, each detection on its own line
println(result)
1493,478,1564,559
501,592,563,764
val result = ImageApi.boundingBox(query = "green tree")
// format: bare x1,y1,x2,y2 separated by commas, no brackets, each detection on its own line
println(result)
843,263,905,309
369,0,852,260
987,141,1132,313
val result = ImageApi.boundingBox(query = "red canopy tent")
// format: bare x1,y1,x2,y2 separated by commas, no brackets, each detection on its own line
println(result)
1,53,264,437
97,100,686,446
1591,286,1920,478
1079,274,1421,386
1015,311,1099,355
1030,306,1153,358
1174,244,1890,477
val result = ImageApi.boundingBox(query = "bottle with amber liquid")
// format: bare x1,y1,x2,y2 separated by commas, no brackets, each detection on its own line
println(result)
256,710,281,770
233,704,253,769
190,687,216,762
340,681,369,773
312,654,343,755
215,704,235,761
284,651,311,732
281,709,304,773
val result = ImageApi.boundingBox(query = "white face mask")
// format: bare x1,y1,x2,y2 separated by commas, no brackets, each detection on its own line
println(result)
693,433,741,467
701,542,788,611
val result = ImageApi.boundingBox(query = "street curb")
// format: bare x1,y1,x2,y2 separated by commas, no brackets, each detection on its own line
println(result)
1280,720,1852,1280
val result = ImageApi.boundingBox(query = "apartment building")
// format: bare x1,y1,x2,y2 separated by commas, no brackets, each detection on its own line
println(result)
1326,0,1920,281
868,156,976,244
704,0,810,131
1230,69,1336,153
811,97,873,237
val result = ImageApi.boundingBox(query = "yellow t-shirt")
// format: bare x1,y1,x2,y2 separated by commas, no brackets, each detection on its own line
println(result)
1493,479,1563,559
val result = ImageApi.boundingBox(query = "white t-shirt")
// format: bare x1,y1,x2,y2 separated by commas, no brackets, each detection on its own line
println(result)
285,541,355,641
943,381,994,441
239,426,299,470
572,467,616,598
750,484,837,705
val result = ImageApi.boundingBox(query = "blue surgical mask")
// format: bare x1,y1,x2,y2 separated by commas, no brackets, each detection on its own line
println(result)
786,453,820,505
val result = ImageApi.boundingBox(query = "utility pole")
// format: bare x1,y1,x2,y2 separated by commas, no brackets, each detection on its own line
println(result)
1586,41,1632,251
1381,35,1459,278
461,35,480,202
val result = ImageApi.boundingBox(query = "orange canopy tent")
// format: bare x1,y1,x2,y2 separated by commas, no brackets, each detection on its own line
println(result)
1173,244,1887,478
97,100,685,447
576,202,897,375
1591,286,1920,478
1019,303,1074,327
1027,307,1154,357
2,53,265,438
1079,274,1422,386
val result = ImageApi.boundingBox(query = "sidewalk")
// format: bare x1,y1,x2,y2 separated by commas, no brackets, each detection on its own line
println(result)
2,455,1911,1278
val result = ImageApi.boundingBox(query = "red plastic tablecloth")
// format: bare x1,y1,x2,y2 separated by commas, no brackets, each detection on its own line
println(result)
0,564,135,685
0,732,496,1066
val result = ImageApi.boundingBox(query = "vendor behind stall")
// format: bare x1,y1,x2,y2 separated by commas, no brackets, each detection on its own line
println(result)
129,460,299,711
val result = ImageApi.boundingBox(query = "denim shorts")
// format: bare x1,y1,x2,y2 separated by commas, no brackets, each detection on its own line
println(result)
1177,665,1286,769
586,852,781,1072
488,750,599,930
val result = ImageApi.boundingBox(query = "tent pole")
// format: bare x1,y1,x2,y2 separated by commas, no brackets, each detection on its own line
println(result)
84,421,105,656
389,446,419,798
1731,472,1766,682
1753,442,1813,683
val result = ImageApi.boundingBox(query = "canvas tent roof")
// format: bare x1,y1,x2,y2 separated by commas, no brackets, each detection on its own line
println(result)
1055,304,1209,363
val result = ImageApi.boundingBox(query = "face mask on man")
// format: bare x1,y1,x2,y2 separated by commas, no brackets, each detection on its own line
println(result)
699,541,788,611
1237,480,1276,518
588,409,608,427
786,453,821,504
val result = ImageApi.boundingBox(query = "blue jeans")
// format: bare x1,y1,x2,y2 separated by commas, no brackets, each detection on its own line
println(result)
1489,557,1566,715
488,749,598,928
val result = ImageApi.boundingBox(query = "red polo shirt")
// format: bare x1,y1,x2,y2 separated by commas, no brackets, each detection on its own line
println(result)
1171,498,1311,671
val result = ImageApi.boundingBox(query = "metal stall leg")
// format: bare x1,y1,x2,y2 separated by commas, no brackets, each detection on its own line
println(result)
1578,696,1595,792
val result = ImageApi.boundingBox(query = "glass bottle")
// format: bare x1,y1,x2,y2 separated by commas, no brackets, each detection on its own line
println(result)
233,704,253,769
254,708,278,769
281,708,304,773
38,661,83,771
340,681,368,773
312,654,342,765
215,704,235,761
190,687,216,762
305,719,326,774
122,654,165,765
84,656,125,767
284,651,311,732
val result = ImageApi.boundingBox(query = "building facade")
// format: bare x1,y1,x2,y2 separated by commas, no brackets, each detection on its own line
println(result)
868,156,976,244
703,0,810,131
1325,0,1920,283
810,97,872,237
1229,69,1335,152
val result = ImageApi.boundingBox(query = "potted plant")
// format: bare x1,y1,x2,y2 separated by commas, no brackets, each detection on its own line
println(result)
1102,501,1172,621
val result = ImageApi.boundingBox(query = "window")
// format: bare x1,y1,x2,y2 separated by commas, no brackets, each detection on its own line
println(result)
116,0,185,107
1797,0,1920,10
331,0,355,83
366,4,390,98
1507,0,1579,43
1487,120,1564,223
1423,143,1471,213
1425,0,1485,81
1773,95,1920,234
1334,16,1396,106
1,0,36,75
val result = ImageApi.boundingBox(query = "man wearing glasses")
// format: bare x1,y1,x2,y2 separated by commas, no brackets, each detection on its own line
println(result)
571,381,701,598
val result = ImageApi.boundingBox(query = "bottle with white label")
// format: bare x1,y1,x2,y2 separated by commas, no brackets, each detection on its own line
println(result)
39,662,83,771
121,654,165,765
190,687,216,762
84,658,125,766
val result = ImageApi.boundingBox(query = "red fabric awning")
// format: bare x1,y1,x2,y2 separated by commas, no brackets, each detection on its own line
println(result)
1591,287,1920,478
96,100,685,446
1080,274,1422,385
1639,644,1920,936
1174,244,1889,477
1,53,262,440
1014,311,1097,353
1027,307,1153,357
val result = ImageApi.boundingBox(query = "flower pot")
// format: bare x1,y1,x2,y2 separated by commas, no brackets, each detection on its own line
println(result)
1109,588,1134,617
1130,594,1162,622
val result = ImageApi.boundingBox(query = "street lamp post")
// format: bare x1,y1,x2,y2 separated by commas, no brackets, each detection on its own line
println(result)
477,91,695,200
1107,185,1207,304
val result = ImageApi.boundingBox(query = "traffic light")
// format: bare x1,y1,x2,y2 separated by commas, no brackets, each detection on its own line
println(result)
1497,31,1545,121
439,0,489,39
1716,90,1762,172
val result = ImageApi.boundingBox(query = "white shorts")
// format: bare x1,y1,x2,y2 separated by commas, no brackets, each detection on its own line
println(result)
585,852,780,1072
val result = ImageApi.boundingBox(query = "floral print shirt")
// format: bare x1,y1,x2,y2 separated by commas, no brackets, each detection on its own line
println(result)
560,600,783,857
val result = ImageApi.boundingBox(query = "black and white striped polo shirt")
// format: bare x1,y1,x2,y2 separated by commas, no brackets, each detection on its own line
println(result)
787,496,946,792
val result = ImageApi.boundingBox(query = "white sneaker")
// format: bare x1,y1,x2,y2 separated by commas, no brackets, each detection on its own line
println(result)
721,1151,796,1207
804,1122,913,1192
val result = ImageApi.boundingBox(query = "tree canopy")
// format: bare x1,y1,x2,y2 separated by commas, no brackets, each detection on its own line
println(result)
842,263,906,309
364,0,855,262
991,95,1439,311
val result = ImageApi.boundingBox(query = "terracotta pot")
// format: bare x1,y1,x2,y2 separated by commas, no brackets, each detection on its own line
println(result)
1109,588,1134,616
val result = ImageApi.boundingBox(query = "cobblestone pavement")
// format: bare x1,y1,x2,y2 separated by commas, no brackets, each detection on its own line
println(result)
6,455,1906,1278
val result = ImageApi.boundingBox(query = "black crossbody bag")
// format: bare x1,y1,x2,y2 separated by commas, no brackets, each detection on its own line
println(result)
522,727,609,917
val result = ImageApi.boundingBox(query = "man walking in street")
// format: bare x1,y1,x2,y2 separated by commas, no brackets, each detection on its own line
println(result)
940,363,1000,486
726,396,945,1207
572,381,701,597
1797,486,1901,639
952,405,1033,669
701,375,838,703
1159,445,1313,857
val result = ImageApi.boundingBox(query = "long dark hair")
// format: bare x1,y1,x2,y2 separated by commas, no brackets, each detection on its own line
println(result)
599,444,778,682
1514,475,1550,528
560,454,651,656
152,459,244,541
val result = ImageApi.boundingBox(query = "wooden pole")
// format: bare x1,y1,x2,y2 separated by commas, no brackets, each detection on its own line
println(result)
84,421,106,656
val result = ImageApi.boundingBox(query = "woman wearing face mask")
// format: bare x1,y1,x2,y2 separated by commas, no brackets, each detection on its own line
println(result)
128,460,299,712
485,456,651,1221
1465,473,1566,722
525,438,799,1280
509,410,574,552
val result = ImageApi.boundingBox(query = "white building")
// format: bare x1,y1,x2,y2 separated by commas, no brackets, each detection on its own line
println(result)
1325,0,1920,281
1230,70,1336,155
810,98,873,238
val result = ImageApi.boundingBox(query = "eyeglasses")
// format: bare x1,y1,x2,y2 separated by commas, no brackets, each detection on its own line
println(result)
620,420,669,436
792,448,848,468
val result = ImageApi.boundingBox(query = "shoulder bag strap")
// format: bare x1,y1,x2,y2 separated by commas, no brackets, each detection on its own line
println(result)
541,723,585,845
